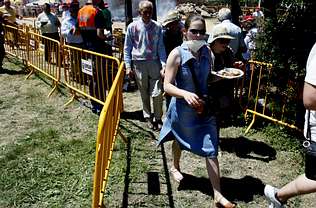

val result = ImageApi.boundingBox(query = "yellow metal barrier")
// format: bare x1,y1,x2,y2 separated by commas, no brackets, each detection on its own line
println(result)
3,24,28,62
26,30,61,97
244,60,303,133
112,28,125,61
62,44,120,106
3,23,127,208
92,62,126,208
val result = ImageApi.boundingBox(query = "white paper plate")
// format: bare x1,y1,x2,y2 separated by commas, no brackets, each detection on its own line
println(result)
211,68,244,79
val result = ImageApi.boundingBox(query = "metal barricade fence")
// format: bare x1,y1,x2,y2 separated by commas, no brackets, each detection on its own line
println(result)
62,44,120,106
112,28,124,61
92,62,126,208
3,23,127,208
3,24,28,62
244,60,304,133
26,30,61,97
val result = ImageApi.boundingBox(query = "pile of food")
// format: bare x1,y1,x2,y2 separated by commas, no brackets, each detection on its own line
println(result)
217,68,242,76
212,68,244,79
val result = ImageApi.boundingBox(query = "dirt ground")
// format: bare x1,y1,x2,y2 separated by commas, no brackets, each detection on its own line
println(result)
118,89,315,208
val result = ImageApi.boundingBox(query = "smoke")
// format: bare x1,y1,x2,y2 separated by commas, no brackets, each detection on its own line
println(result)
105,0,176,22
156,0,176,22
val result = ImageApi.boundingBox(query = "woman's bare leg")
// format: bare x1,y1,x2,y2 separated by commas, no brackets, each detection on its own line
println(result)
277,174,316,203
206,158,235,208
170,140,183,182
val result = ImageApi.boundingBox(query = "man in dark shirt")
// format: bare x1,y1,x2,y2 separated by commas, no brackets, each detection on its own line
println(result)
78,0,109,114
162,11,183,109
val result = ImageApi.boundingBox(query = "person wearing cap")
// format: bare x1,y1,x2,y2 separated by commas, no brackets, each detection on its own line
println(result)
100,1,112,34
252,6,264,18
162,11,184,56
61,2,70,20
162,10,184,109
214,7,246,60
242,16,257,76
124,0,166,130
208,23,237,128
158,14,236,208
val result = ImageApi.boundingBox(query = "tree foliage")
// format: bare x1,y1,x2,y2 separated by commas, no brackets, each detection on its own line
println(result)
255,0,316,81
252,0,316,127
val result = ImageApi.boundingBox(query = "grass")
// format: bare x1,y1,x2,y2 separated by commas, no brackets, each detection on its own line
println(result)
1,56,315,207
0,56,98,207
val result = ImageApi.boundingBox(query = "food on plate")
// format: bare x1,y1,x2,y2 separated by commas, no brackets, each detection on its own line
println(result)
211,68,244,79
217,68,241,76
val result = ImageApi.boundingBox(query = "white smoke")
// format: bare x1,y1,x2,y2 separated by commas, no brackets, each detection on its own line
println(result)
105,0,176,22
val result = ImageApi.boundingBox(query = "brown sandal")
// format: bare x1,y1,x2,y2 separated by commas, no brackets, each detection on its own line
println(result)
214,201,236,208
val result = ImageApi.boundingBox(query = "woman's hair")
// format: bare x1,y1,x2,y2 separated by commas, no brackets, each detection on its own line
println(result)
184,14,205,30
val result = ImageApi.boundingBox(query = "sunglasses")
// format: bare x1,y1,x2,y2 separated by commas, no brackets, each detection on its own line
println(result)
217,38,231,44
189,29,206,35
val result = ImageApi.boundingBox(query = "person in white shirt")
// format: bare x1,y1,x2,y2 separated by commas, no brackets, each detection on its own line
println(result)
264,42,316,208
211,8,246,59
36,3,60,63
252,6,264,18
61,3,70,20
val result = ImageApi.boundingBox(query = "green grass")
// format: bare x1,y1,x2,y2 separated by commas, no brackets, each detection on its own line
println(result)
0,56,98,208
0,128,95,207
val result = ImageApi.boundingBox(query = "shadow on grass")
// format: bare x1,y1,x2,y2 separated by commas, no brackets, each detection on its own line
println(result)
219,136,277,162
178,174,264,203
121,110,145,121
160,143,175,208
122,136,131,208
120,130,175,208
0,67,28,75
120,118,157,141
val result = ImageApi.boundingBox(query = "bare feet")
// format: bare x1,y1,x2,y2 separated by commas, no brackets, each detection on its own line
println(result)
214,196,236,208
170,166,183,183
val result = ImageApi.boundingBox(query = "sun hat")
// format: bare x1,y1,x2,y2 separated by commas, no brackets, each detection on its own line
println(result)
207,23,235,44
162,11,180,27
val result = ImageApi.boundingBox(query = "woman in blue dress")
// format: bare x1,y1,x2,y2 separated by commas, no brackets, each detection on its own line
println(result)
158,15,235,208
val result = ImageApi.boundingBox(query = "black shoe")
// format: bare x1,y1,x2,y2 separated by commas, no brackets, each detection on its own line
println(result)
145,118,154,129
92,107,101,115
153,119,163,131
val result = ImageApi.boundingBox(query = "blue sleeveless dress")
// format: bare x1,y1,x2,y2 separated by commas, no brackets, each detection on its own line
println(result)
158,44,218,158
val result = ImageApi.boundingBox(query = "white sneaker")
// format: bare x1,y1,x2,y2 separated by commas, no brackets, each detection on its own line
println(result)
264,185,285,208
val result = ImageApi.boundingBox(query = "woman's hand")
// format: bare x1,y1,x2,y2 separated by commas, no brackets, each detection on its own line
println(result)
183,91,204,109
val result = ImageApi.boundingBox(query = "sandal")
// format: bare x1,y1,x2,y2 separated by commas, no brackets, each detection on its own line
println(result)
170,167,183,183
214,200,236,208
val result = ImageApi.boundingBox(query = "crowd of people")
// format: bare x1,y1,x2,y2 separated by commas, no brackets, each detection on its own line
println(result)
34,0,113,114
1,0,315,206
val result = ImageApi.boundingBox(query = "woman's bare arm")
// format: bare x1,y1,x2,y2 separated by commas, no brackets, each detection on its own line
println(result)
164,48,202,108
